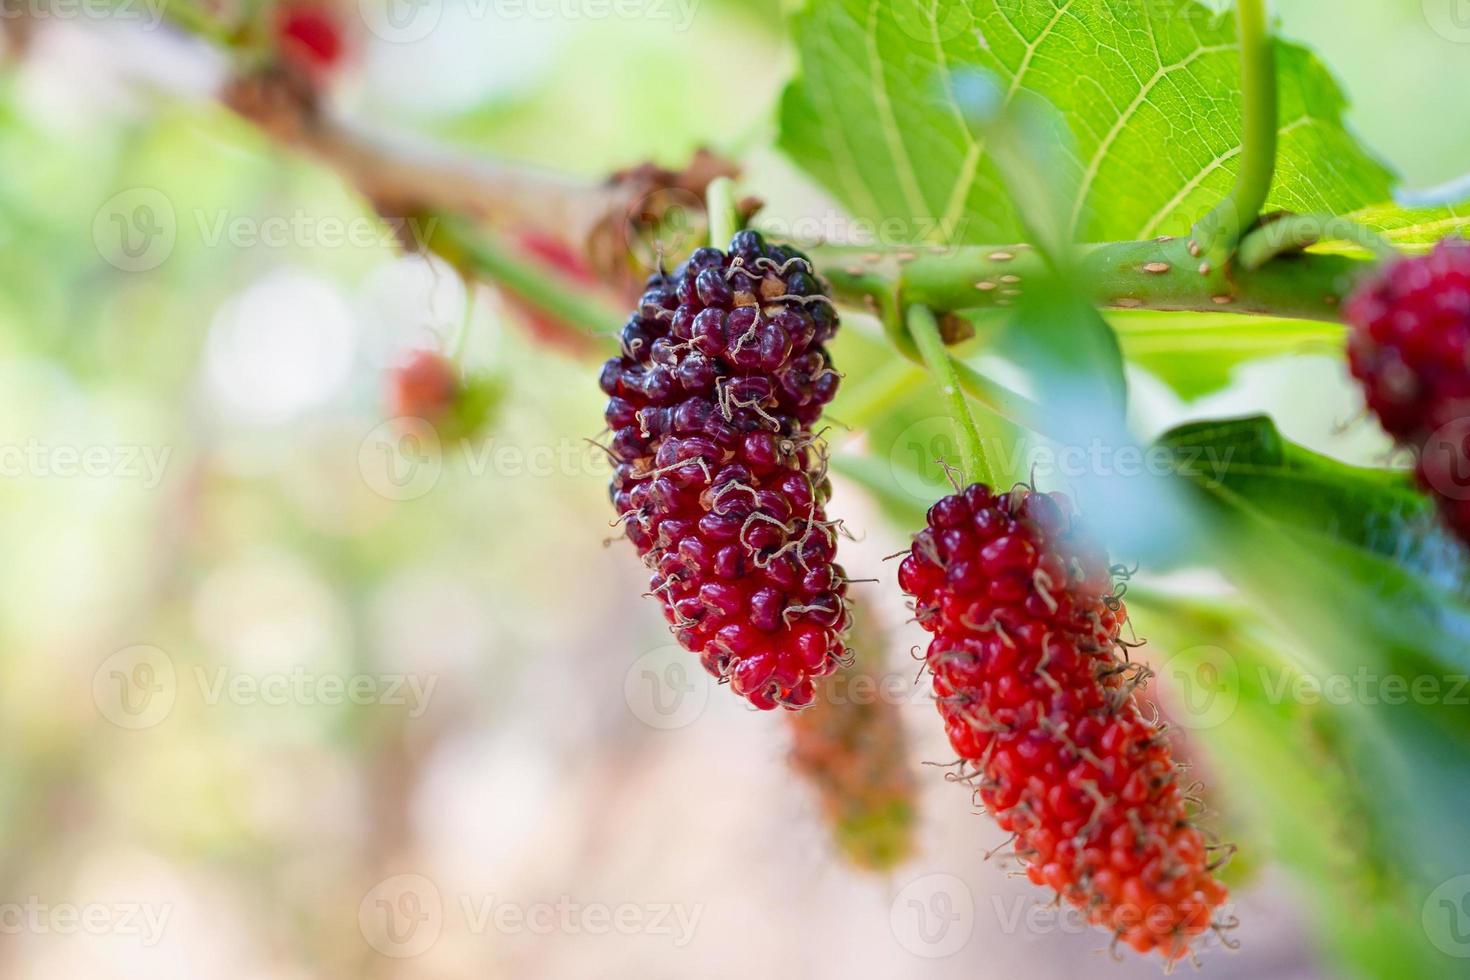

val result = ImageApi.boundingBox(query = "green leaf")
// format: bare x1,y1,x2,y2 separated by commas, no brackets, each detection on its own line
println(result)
1131,599,1443,979
1110,310,1343,400
1158,414,1470,595
1149,417,1470,977
1315,197,1470,253
778,0,1395,243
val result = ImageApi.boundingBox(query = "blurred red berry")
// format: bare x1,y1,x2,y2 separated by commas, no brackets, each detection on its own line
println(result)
389,350,459,423
275,4,345,77
1346,238,1470,540
900,483,1230,961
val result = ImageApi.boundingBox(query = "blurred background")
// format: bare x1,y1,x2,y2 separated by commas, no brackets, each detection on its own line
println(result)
0,1,1464,977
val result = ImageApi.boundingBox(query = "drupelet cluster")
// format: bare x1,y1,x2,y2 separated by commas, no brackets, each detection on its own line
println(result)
601,231,849,709
1346,238,1470,539
899,483,1229,960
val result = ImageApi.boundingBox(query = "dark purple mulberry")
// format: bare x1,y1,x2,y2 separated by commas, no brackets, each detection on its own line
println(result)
602,232,848,709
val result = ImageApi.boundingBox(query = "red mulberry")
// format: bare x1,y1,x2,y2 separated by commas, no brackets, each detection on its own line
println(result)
602,231,848,710
899,483,1229,960
275,4,347,78
1346,238,1470,539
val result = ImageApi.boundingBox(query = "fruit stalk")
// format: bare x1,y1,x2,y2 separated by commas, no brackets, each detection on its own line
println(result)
906,304,992,488
1193,0,1278,266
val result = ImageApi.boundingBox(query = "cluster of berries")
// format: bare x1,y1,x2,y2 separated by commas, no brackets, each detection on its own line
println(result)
1346,239,1470,540
898,484,1230,960
600,231,848,709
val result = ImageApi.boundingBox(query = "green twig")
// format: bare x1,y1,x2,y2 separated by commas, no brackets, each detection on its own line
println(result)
814,237,1370,323
907,305,991,488
706,177,739,249
428,214,621,340
948,359,1047,438
1238,214,1402,270
1193,0,1278,266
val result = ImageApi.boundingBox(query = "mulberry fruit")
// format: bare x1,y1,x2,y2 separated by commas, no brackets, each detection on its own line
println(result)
275,4,346,78
899,483,1229,960
387,350,502,441
602,231,848,710
788,599,916,870
1346,238,1470,539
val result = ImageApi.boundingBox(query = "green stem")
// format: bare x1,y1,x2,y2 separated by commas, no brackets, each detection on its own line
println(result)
1193,0,1278,265
706,177,739,249
1238,214,1401,270
907,305,991,488
948,359,1047,438
813,237,1370,323
428,214,621,339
